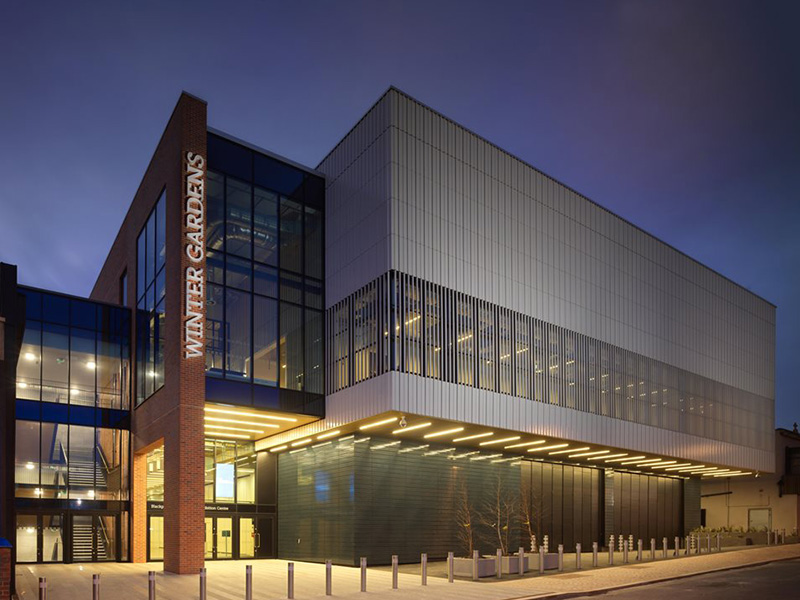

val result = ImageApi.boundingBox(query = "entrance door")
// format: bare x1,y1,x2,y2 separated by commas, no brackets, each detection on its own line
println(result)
255,516,275,559
148,515,164,561
71,514,117,562
204,517,234,559
749,508,771,532
16,514,64,563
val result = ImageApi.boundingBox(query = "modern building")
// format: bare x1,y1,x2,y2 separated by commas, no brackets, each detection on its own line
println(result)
0,88,776,584
702,427,799,534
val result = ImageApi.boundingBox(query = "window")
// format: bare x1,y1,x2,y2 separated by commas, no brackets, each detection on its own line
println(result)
136,190,166,404
202,439,256,504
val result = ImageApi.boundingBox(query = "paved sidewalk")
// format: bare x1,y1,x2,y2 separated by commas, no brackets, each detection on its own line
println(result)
14,544,800,600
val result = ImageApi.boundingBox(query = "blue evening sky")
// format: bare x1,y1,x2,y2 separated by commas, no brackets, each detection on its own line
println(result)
1,1,797,426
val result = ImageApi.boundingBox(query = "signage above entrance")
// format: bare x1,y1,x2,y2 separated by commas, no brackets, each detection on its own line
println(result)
184,151,206,359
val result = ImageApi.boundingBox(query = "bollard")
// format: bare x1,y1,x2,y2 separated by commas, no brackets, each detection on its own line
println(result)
422,553,428,586
392,555,399,589
326,560,333,596
558,544,564,572
637,539,643,562
766,530,771,546
707,534,711,554
675,537,680,557
519,547,525,577
775,530,779,545
497,548,503,579
148,571,156,600
717,533,721,552
93,574,100,600
448,552,454,583
576,543,582,570
592,542,598,567
539,546,545,574
360,557,367,592
608,537,614,565
473,549,480,581
39,577,46,600
650,538,656,561
245,565,252,600
663,537,668,559
288,562,295,599
623,540,628,564
782,529,786,544
199,568,207,600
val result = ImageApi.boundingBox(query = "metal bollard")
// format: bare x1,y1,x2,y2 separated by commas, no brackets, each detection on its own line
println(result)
717,533,721,552
623,540,628,564
539,546,545,574
245,565,252,600
576,543,582,570
392,555,398,589
650,538,656,561
422,553,428,586
637,539,643,561
148,571,156,600
674,537,680,557
558,544,564,572
288,563,295,600
326,560,332,596
199,568,207,600
592,542,598,567
519,547,525,576
473,549,480,581
608,537,614,565
497,548,502,579
663,537,668,559
39,577,46,600
707,534,711,553
448,552,454,583
766,530,771,546
360,556,367,592
782,529,786,544
93,574,100,600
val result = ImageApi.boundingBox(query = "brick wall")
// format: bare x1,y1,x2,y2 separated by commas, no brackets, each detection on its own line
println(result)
0,544,10,600
90,92,208,574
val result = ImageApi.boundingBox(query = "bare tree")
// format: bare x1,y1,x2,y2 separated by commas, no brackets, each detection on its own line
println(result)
455,479,475,557
521,477,543,551
477,473,519,555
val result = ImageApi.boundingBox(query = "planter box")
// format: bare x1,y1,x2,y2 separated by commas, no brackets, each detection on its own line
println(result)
452,557,497,578
500,554,529,574
533,552,559,570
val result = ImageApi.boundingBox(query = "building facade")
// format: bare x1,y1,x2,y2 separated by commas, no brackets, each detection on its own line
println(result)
0,88,776,582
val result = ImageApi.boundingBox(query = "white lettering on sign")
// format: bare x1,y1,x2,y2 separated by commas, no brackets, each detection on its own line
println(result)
184,151,205,359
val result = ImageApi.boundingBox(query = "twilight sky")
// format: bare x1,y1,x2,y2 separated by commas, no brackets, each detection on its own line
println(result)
1,1,797,427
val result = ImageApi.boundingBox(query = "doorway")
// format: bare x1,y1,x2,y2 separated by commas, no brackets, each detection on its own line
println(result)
71,514,117,562
204,517,234,559
15,514,64,563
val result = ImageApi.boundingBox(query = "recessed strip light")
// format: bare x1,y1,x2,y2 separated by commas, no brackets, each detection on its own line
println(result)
204,417,280,429
666,464,704,472
550,446,589,455
392,422,432,435
312,441,332,449
269,445,288,453
424,427,465,439
605,455,643,463
205,431,250,439
480,436,521,446
360,417,398,430
453,432,494,442
710,471,751,477
619,457,661,465
652,462,691,470
290,439,312,447
529,443,569,452
636,460,677,468
505,440,547,449
677,466,718,473
569,450,610,458
205,407,297,422
589,453,627,461
204,424,264,434
317,430,341,440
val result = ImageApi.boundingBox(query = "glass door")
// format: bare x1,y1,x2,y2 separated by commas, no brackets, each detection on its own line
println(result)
71,514,117,562
16,514,64,563
148,515,164,561
239,517,255,558
204,516,234,559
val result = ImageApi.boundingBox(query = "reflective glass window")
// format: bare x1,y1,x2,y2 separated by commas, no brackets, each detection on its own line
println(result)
225,288,251,381
254,187,278,266
253,296,278,386
226,178,252,259
279,198,303,273
280,303,303,390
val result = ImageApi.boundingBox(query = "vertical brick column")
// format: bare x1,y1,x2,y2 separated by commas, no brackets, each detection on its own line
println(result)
0,542,11,600
131,452,148,562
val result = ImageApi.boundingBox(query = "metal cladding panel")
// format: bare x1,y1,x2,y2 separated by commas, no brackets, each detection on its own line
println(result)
385,89,774,403
390,372,773,472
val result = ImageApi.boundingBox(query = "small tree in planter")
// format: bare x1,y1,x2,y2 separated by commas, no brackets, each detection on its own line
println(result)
455,480,475,557
476,473,527,574
521,477,543,552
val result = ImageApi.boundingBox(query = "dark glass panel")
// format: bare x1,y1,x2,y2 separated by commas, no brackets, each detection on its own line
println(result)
208,133,253,182
226,178,252,259
205,284,224,378
15,421,40,495
41,323,69,403
303,174,325,210
155,267,166,305
68,424,95,499
304,206,323,279
225,288,251,381
137,229,146,300
146,212,155,288
254,153,304,196
253,186,278,266
207,250,224,284
68,405,95,426
253,295,278,387
305,278,323,310
280,272,303,305
70,300,96,330
95,427,122,500
305,309,323,394
254,264,278,298
279,302,303,391
18,321,41,400
155,299,165,390
40,422,68,498
69,328,96,407
226,256,252,291
20,288,42,320
156,191,166,273
279,198,303,273
207,170,225,252
42,293,69,325
15,399,40,421
40,402,68,423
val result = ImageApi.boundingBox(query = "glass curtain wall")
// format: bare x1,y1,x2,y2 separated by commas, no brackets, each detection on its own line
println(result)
204,133,324,394
326,270,774,452
203,439,256,504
